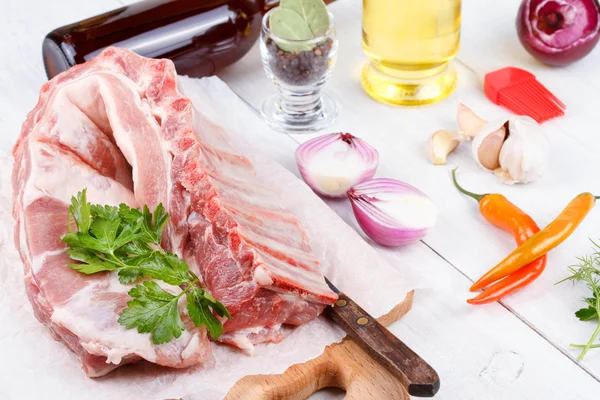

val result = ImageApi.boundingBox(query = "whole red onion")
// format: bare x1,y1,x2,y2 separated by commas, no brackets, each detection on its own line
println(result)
516,0,600,66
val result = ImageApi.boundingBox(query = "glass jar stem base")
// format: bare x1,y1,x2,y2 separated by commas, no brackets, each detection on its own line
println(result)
279,87,324,120
261,92,338,133
361,61,458,106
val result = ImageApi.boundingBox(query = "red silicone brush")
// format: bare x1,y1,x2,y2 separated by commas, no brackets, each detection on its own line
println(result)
484,67,566,123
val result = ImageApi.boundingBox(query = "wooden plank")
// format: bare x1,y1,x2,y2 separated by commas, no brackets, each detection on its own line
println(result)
216,71,600,398
180,67,600,397
218,0,600,395
0,0,599,398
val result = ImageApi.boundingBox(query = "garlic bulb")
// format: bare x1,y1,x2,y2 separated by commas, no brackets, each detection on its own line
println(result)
498,117,550,184
471,116,549,184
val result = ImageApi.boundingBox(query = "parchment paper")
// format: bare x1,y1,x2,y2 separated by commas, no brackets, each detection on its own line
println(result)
0,76,415,399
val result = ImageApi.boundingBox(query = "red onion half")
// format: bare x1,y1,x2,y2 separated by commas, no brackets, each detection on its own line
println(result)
295,133,379,198
348,178,437,247
517,0,600,66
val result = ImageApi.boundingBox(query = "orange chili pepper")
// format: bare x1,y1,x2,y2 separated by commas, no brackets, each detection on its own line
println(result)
452,169,547,304
471,191,596,291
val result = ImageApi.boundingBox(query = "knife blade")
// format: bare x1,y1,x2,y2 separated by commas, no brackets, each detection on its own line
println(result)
324,277,440,397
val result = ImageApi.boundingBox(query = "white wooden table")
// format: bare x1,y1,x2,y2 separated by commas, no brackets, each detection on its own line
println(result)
2,0,600,399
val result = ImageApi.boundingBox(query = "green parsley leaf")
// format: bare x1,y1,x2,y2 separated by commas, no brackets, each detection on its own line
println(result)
62,231,109,254
186,288,224,340
61,232,82,249
135,204,171,245
118,281,185,345
125,252,189,286
89,218,121,252
119,240,151,256
114,220,143,249
68,189,91,233
139,205,158,244
67,248,119,274
119,203,143,224
576,306,598,321
202,290,231,320
117,268,141,284
153,203,169,239
90,204,120,220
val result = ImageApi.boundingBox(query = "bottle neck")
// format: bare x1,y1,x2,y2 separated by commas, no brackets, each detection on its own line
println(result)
263,0,335,13
264,0,280,12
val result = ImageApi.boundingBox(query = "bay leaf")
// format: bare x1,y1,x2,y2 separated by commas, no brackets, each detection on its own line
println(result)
281,0,330,36
269,8,315,52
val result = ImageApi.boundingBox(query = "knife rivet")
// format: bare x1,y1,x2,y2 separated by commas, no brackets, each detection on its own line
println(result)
357,317,369,325
335,299,347,307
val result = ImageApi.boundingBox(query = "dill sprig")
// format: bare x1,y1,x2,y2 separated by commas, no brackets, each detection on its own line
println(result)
558,240,600,360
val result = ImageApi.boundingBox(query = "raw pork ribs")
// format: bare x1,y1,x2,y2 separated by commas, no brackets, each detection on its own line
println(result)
12,47,337,377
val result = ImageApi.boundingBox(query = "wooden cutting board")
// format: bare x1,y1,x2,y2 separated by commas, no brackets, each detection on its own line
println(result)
225,291,414,400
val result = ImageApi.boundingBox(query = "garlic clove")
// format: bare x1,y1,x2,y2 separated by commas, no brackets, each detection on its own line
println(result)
471,119,509,172
426,130,460,165
457,103,487,138
477,125,506,170
493,168,517,185
497,116,549,184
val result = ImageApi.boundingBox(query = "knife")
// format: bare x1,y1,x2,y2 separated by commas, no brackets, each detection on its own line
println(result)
324,277,440,397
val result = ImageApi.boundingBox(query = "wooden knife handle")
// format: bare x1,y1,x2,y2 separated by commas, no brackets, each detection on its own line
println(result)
326,292,440,397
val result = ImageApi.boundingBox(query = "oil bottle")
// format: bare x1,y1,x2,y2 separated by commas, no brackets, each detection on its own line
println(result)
361,0,461,106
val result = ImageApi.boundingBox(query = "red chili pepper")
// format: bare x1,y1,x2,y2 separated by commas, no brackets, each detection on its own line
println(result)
471,192,595,291
467,259,545,305
452,169,546,304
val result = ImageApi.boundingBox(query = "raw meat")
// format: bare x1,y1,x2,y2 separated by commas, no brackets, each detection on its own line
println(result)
12,47,337,376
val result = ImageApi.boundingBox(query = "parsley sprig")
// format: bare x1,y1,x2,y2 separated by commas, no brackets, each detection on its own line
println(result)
558,240,600,360
61,189,230,345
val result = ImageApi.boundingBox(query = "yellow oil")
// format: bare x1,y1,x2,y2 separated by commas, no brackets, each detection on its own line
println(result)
361,0,461,106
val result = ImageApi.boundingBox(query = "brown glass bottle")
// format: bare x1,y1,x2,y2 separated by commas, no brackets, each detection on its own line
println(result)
43,0,280,79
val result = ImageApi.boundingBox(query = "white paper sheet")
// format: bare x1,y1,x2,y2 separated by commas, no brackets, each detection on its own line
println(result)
0,76,415,399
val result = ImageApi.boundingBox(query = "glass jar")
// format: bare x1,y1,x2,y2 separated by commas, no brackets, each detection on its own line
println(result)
259,9,338,133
